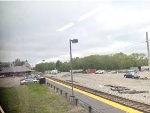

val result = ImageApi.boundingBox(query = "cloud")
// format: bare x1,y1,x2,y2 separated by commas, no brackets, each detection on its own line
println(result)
0,1,150,65
77,7,101,22
57,22,74,32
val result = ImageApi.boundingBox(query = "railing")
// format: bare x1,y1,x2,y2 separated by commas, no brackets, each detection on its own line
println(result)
46,82,100,113
47,77,150,113
0,105,5,113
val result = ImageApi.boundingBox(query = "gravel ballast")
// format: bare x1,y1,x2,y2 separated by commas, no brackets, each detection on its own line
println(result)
47,72,150,105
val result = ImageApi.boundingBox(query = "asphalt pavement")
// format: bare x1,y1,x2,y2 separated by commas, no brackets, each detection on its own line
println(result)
46,78,126,113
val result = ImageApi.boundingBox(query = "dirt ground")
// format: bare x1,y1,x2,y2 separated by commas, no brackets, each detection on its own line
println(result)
0,77,22,87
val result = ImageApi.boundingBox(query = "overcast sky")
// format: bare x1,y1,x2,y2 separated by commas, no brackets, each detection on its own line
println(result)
0,0,150,65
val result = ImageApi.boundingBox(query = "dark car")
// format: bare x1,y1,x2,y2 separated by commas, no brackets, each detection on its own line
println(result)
124,72,140,79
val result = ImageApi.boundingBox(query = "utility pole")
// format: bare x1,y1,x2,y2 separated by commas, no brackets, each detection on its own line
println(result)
146,32,150,71
69,39,74,97
69,39,78,97
42,60,45,74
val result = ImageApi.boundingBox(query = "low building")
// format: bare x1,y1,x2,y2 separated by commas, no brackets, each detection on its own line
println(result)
0,66,33,77
130,67,140,72
70,69,83,73
86,68,96,73
130,66,149,72
141,66,149,71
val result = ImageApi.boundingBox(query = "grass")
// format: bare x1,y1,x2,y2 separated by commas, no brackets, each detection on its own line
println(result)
0,84,85,113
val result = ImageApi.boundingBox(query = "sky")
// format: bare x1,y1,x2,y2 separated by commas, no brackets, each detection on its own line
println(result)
0,0,150,66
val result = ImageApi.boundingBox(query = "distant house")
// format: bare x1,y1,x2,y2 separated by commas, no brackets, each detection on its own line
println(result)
130,66,149,72
86,68,96,73
0,61,33,76
141,66,149,71
70,69,83,73
130,67,140,72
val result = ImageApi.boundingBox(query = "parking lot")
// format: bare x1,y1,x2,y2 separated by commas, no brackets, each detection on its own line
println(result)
46,71,150,105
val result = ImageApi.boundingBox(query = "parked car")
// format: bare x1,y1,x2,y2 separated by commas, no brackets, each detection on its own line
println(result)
0,75,5,78
20,78,39,85
110,70,117,74
50,70,58,74
124,72,140,79
95,70,105,74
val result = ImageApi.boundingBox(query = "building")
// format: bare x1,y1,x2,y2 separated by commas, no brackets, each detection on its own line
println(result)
0,61,32,77
130,67,140,72
130,66,149,72
24,60,31,69
70,69,83,73
86,68,96,73
141,66,149,71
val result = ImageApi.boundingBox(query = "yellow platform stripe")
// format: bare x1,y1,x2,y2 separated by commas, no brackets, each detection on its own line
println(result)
46,78,143,113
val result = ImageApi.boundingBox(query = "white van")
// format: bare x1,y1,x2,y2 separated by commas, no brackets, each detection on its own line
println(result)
50,70,58,74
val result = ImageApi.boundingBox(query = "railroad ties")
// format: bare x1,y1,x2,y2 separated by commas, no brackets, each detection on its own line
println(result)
104,85,149,94
48,77,150,113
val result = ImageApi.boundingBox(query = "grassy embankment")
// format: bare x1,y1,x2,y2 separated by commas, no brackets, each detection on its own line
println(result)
0,84,86,113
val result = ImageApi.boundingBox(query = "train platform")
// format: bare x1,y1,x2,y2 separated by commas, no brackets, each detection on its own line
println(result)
46,78,143,113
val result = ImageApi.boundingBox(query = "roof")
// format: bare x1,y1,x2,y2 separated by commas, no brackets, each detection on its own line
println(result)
23,61,31,68
0,66,32,73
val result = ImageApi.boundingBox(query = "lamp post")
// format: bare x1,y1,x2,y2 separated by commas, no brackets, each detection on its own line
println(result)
42,60,45,74
69,39,78,97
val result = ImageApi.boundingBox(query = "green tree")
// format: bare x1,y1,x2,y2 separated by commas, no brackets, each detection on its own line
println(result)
35,52,148,72
13,59,25,66
56,60,62,71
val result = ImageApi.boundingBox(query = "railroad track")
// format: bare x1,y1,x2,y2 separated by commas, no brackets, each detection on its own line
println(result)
47,77,150,113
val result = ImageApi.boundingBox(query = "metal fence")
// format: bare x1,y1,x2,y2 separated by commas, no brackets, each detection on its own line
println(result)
46,82,102,113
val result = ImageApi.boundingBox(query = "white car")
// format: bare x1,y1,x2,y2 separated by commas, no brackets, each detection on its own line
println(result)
0,75,5,78
95,70,105,74
20,78,39,85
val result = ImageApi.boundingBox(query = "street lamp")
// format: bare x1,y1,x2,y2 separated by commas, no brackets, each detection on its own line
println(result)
70,39,78,97
42,60,45,74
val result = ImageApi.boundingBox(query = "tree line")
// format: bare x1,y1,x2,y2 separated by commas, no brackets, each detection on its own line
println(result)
34,52,148,72
0,59,26,71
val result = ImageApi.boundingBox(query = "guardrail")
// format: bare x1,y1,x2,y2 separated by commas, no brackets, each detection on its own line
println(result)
46,77,150,113
46,82,100,113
